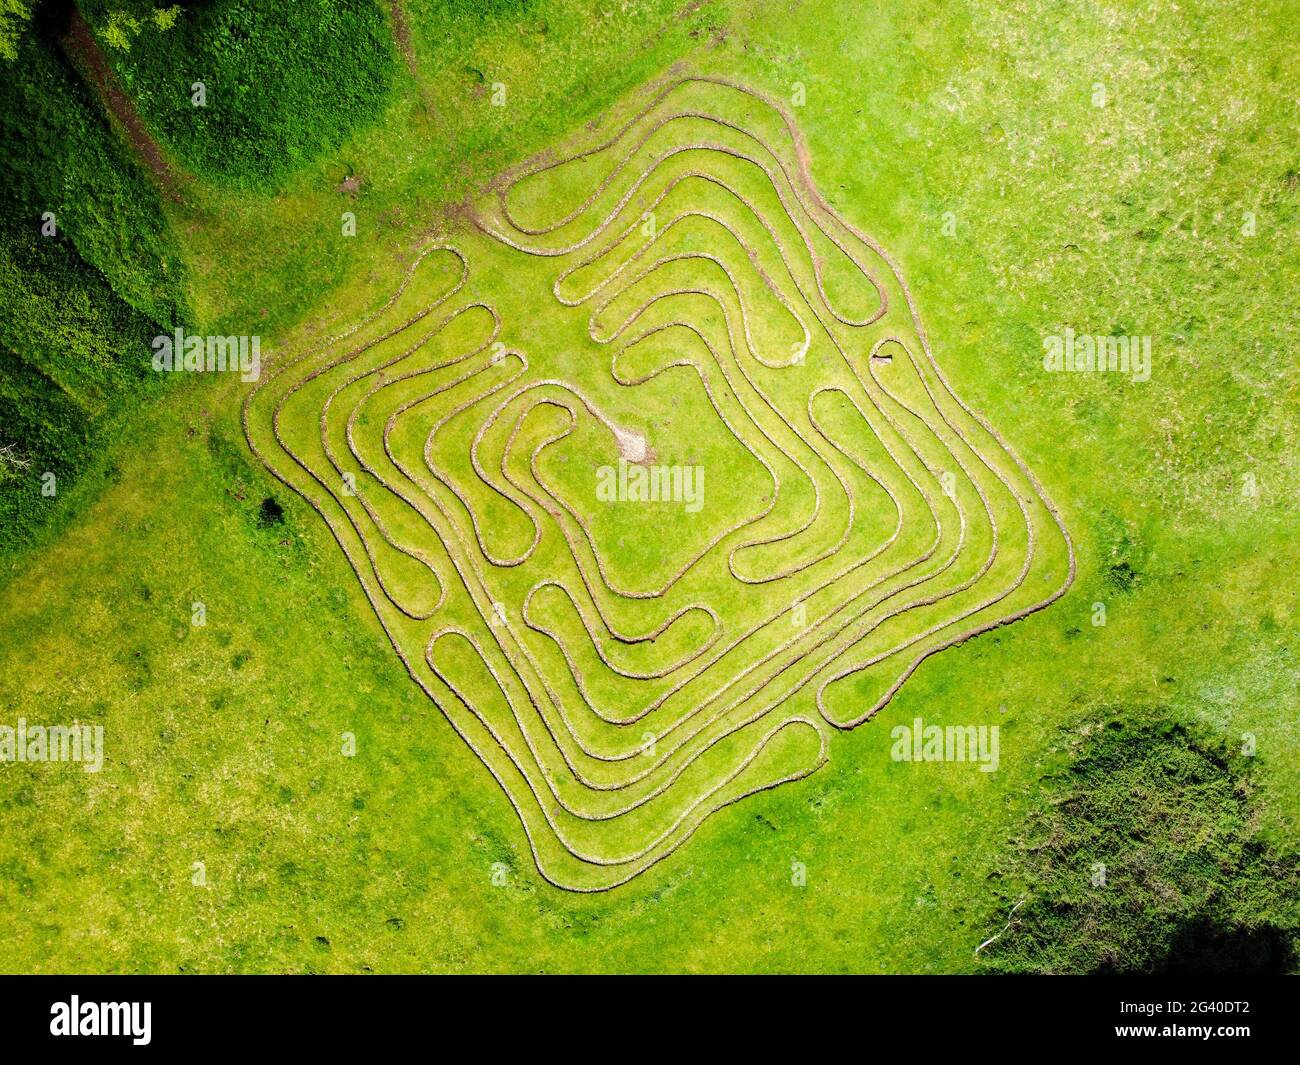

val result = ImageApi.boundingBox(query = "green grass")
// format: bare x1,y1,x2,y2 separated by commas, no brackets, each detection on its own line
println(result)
242,72,1074,890
0,0,1296,971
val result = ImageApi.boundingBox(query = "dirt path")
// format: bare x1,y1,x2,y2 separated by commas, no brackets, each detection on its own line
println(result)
390,1,418,78
61,11,184,203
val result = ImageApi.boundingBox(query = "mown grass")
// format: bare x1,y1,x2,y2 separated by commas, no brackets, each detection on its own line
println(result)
0,0,1296,970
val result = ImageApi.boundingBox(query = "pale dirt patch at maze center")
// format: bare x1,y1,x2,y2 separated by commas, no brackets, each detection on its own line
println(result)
244,72,1074,891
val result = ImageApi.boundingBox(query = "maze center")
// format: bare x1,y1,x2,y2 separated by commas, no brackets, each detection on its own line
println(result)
244,73,1074,891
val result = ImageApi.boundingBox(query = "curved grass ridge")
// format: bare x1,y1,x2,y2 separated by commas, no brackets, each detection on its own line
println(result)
245,71,1074,892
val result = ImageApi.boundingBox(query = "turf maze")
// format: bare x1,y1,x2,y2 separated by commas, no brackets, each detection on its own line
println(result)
244,74,1075,891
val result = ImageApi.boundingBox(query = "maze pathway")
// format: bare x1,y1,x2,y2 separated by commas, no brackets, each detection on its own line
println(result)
244,73,1074,891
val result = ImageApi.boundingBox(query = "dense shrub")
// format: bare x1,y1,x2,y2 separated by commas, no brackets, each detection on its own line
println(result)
0,11,183,550
0,222,163,549
0,6,187,326
80,0,396,188
981,710,1299,973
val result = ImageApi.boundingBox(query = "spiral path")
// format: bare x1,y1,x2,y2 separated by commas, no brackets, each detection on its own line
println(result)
244,73,1074,891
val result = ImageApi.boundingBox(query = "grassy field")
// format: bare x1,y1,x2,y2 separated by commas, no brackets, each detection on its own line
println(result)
0,0,1296,972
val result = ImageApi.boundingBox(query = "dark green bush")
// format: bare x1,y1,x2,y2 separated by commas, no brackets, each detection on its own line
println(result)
0,12,183,551
0,7,187,326
80,0,396,188
0,222,163,550
981,710,1299,974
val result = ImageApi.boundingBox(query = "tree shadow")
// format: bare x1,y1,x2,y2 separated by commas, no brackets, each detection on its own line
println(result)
1155,918,1296,975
